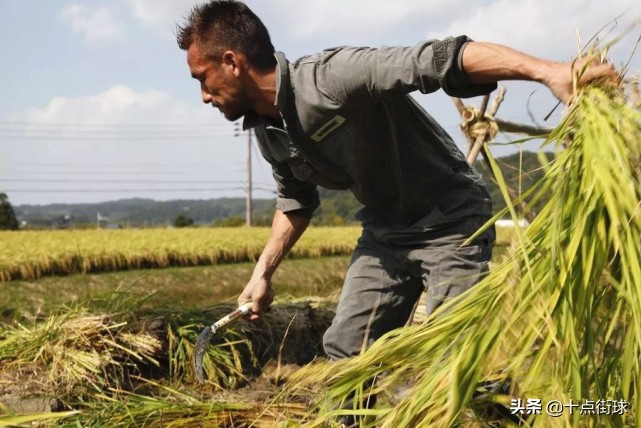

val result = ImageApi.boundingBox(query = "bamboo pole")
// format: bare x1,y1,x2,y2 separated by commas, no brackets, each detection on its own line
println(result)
453,87,538,223
493,118,552,136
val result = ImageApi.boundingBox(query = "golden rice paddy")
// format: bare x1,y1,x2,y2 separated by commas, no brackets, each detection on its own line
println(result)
0,227,362,281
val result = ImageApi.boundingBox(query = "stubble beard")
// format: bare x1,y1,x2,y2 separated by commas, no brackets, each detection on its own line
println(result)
218,92,251,122
222,108,245,122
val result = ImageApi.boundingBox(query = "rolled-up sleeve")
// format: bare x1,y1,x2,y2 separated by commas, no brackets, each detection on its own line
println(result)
318,36,496,103
271,162,320,216
434,36,498,97
253,125,320,217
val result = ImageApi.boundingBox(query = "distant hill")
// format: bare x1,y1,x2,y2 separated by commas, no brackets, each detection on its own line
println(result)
14,152,552,228
15,198,276,228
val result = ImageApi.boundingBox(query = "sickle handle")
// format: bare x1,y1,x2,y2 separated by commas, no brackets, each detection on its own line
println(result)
211,302,253,330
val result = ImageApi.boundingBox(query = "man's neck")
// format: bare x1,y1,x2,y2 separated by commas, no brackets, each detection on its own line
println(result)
247,65,280,120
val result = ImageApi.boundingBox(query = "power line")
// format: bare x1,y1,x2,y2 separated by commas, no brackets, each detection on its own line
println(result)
4,166,247,175
8,161,245,167
0,129,233,135
4,187,277,194
0,178,274,185
0,134,236,141
0,120,238,129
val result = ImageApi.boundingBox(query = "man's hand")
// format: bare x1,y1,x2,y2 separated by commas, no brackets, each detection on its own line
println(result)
238,273,274,321
545,56,620,104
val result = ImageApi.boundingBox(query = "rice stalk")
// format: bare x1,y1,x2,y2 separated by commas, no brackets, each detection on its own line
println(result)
0,410,80,427
0,300,259,398
161,301,334,389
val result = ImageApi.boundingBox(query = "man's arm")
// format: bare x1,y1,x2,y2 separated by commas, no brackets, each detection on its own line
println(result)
317,37,617,106
242,130,320,320
317,36,497,103
238,209,311,320
461,42,619,103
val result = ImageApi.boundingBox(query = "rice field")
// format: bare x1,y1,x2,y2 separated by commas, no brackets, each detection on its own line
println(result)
0,223,515,426
0,227,362,282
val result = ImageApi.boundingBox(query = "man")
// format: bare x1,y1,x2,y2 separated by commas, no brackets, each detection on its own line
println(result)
177,0,615,365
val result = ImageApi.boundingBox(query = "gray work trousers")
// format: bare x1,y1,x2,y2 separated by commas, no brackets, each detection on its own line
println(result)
323,215,494,360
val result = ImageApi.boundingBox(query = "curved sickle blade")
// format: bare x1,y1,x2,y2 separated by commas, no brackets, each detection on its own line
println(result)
193,325,215,384
192,303,252,385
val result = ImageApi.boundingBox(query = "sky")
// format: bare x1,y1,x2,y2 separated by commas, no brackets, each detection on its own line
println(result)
1,0,640,206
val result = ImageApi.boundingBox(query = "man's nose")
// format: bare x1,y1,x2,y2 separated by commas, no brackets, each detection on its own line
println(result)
201,88,212,104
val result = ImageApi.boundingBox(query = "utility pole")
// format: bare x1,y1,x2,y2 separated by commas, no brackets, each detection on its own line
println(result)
246,128,253,226
235,123,253,227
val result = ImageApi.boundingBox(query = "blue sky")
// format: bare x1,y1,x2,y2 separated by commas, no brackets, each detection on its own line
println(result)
2,0,640,205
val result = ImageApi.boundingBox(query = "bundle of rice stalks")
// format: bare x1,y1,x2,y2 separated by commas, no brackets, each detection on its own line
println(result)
0,299,334,425
0,304,270,398
289,78,641,426
0,307,162,397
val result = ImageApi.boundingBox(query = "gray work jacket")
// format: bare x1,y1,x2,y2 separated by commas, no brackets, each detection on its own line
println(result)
243,35,495,229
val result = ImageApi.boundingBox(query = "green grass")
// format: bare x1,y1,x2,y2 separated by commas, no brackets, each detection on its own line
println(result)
0,256,350,322
0,247,511,324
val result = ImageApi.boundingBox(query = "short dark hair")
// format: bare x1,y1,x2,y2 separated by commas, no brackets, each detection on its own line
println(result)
176,1,276,70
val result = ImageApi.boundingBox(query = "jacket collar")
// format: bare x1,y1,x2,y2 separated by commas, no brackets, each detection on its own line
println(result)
242,51,288,131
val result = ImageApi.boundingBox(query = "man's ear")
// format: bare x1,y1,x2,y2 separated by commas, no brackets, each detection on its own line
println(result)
222,50,242,77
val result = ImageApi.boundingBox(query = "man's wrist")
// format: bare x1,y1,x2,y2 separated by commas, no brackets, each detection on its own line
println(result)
529,60,558,86
252,259,276,280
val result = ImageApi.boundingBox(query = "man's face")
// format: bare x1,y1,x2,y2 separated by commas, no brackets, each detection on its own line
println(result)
187,42,252,122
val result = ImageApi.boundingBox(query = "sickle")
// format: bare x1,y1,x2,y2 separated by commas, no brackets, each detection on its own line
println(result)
193,302,253,384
